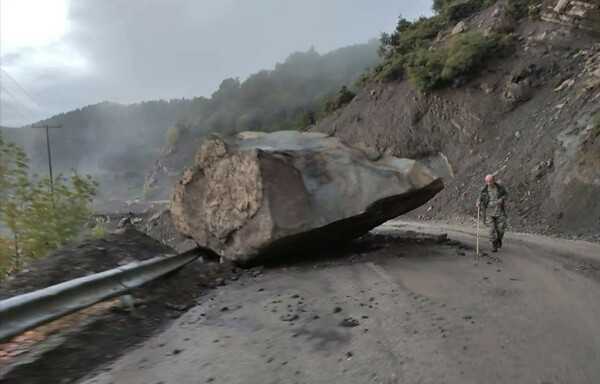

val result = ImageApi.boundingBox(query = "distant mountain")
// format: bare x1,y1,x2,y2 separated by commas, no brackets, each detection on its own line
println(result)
144,41,383,197
1,99,192,173
2,40,382,200
181,41,381,137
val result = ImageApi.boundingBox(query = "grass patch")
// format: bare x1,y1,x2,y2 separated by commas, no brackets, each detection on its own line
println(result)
406,32,514,91
142,186,156,200
593,111,600,128
591,111,600,137
90,226,109,239
319,85,356,115
503,0,541,20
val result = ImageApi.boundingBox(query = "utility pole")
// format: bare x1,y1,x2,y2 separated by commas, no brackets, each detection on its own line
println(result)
31,123,62,205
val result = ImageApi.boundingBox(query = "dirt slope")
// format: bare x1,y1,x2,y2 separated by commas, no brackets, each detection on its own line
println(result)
312,18,600,241
0,227,233,383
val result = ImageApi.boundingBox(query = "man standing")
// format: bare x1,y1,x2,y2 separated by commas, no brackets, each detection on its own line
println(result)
476,174,508,252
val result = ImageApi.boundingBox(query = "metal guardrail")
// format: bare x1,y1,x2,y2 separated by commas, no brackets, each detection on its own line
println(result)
0,249,202,343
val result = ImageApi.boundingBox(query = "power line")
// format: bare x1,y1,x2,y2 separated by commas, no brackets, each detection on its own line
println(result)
0,98,29,123
0,68,51,116
0,84,40,121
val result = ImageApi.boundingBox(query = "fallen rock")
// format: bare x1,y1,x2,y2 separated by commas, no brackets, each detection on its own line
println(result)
117,217,131,228
340,317,360,327
452,21,467,35
171,131,452,264
503,82,533,103
554,78,575,92
280,314,299,322
554,0,569,13
147,210,164,225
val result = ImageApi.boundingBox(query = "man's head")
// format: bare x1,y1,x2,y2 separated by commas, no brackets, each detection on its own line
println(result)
485,174,495,187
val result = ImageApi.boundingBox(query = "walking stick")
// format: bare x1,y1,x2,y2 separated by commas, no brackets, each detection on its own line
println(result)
476,204,481,256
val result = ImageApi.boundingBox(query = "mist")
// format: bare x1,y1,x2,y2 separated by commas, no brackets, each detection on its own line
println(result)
1,0,432,127
1,0,434,200
2,40,384,200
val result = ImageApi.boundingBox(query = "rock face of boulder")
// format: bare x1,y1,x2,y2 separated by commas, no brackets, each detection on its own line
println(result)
170,131,452,264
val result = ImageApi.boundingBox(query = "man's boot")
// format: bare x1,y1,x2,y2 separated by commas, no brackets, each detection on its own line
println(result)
497,238,502,249
492,240,498,253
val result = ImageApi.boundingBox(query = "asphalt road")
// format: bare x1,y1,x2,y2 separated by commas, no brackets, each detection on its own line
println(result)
82,221,600,384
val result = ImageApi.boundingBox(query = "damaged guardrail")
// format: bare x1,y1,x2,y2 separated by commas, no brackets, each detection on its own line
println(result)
0,248,202,343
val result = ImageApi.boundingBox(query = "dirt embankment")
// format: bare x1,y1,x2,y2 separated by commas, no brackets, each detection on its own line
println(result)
0,227,236,384
312,19,600,241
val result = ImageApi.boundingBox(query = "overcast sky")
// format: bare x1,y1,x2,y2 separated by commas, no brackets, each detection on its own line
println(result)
0,0,432,127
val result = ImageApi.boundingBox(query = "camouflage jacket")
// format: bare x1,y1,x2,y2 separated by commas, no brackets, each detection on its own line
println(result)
479,183,508,218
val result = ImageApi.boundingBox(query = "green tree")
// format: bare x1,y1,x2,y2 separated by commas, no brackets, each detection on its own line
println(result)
164,124,181,148
0,133,97,280
176,42,381,139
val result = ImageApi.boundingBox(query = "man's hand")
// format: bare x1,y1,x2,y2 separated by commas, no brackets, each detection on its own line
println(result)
497,198,503,206
476,200,481,208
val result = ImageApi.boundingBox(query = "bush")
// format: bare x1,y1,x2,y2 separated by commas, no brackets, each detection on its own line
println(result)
90,226,108,239
441,32,500,79
0,135,97,279
380,54,407,81
406,49,446,91
593,111,600,130
142,186,156,200
398,17,446,56
503,0,540,20
0,236,16,280
375,0,497,85
528,4,541,20
406,32,513,91
164,124,180,148
320,85,356,114
355,71,373,88
432,0,455,13
441,0,493,23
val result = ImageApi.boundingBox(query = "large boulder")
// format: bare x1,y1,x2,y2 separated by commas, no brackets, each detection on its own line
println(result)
170,131,452,264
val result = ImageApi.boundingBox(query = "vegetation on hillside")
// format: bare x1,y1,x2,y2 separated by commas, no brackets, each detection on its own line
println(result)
0,133,97,280
593,111,600,128
179,42,380,138
592,111,600,137
406,32,514,91
373,0,537,91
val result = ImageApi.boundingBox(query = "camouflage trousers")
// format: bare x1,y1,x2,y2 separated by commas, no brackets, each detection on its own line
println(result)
485,215,506,243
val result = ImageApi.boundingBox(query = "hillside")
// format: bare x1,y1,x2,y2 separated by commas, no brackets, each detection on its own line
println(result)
311,0,600,240
146,0,600,240
2,42,380,201
143,42,382,197
0,99,192,198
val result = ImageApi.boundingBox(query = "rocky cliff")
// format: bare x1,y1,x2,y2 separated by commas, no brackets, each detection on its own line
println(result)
146,0,599,241
312,1,600,240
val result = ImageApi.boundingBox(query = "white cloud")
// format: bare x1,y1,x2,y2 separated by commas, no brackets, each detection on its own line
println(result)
0,0,69,50
1,0,433,127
